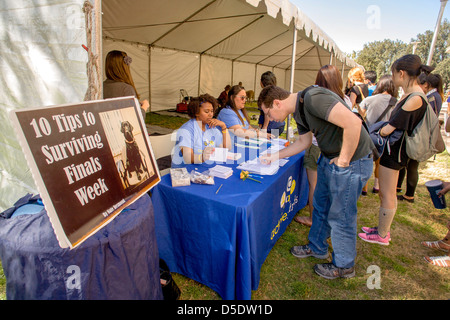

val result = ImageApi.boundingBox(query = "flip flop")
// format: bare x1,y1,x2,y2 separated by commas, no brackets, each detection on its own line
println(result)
421,240,450,252
294,216,312,227
397,195,414,203
424,255,450,267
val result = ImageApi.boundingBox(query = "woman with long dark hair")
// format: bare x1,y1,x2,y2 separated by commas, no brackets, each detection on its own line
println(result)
217,85,273,140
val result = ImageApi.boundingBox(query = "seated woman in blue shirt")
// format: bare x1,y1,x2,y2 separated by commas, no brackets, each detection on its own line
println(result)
172,94,231,166
217,85,273,141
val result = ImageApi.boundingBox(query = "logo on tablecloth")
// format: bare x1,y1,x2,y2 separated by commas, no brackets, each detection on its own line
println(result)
280,176,297,209
272,176,298,240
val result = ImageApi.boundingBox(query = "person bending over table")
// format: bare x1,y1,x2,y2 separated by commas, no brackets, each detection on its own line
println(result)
172,94,231,166
217,85,274,140
258,85,374,280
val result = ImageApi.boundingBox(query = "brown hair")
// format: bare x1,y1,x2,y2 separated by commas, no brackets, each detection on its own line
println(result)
260,71,277,87
315,65,345,99
257,85,291,109
372,74,397,97
105,50,140,100
187,94,218,119
426,73,444,101
228,85,251,125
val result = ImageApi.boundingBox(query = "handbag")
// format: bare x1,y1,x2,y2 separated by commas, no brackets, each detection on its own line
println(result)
159,259,181,300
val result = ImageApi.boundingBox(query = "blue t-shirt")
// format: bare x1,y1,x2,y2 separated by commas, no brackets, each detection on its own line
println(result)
217,107,250,143
217,107,250,129
172,119,223,167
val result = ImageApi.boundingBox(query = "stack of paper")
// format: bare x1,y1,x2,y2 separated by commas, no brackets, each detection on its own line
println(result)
208,165,233,179
236,158,280,175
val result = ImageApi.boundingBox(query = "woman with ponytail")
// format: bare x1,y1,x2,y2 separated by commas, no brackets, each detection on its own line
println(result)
422,73,444,116
359,54,433,246
396,71,443,203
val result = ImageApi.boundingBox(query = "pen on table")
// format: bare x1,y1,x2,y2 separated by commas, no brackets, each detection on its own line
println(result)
215,184,223,194
249,174,263,179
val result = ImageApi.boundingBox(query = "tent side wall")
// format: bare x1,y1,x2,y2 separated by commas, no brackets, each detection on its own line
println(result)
0,1,88,211
102,38,329,111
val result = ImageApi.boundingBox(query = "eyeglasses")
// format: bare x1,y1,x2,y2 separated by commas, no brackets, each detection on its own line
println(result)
236,95,247,101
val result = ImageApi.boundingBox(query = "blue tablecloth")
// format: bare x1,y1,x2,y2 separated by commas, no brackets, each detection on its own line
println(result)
0,193,163,300
152,151,308,300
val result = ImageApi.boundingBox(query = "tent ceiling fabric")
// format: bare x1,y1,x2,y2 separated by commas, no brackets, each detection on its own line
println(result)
102,0,355,70
102,0,357,110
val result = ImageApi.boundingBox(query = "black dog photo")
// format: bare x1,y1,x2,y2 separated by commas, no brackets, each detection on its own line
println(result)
99,107,154,192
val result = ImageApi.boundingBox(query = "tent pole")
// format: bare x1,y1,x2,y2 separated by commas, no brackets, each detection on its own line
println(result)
253,64,258,100
148,45,152,112
231,61,234,86
287,27,298,141
96,0,102,99
198,54,202,96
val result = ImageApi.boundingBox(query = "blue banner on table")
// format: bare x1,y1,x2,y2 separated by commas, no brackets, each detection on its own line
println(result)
152,151,308,300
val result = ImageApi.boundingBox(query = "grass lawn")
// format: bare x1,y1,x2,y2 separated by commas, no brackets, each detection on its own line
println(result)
1,104,449,300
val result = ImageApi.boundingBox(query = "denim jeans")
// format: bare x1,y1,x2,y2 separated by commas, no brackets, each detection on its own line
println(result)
308,154,373,268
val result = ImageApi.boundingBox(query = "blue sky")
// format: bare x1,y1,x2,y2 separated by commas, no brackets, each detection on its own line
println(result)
291,0,450,54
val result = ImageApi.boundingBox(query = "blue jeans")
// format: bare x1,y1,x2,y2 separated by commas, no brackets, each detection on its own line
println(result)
308,154,373,268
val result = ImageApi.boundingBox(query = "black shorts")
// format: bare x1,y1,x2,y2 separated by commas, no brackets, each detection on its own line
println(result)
379,138,408,171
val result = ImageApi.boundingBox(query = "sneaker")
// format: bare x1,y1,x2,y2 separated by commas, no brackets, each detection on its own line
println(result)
313,263,355,280
361,226,391,240
290,244,329,259
358,231,390,245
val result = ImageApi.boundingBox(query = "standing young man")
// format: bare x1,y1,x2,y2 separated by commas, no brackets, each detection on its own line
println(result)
258,85,374,279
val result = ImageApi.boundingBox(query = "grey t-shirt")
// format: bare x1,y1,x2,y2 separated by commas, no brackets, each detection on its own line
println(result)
103,79,146,119
294,86,374,162
103,79,137,99
360,94,395,128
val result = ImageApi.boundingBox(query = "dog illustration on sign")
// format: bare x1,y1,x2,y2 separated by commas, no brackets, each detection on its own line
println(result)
120,120,148,183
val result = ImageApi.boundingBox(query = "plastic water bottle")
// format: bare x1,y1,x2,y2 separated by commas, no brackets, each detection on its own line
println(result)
288,125,295,144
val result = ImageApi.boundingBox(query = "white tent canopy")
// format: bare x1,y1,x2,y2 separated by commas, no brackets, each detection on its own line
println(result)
101,0,358,111
0,0,358,210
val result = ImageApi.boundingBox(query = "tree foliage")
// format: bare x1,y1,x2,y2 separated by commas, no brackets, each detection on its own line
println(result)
354,19,450,87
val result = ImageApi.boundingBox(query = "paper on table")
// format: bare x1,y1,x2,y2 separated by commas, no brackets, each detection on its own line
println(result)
209,148,228,162
237,158,279,175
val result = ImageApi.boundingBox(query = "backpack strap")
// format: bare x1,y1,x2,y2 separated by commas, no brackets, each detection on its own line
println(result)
374,96,397,123
297,85,317,131
356,85,366,100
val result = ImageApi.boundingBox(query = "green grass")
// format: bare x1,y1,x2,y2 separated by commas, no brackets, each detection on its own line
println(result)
1,107,449,300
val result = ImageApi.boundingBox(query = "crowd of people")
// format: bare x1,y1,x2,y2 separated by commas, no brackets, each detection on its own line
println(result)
103,50,449,278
